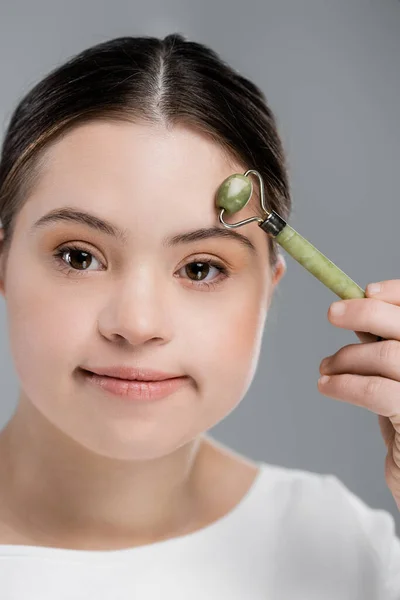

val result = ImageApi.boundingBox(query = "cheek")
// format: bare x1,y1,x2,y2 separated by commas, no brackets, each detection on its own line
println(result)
4,260,91,391
176,283,268,435
183,278,268,399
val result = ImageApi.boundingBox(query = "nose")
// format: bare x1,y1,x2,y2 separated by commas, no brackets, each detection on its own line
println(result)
98,268,173,347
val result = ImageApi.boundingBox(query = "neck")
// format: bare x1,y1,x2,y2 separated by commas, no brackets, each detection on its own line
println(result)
0,393,208,550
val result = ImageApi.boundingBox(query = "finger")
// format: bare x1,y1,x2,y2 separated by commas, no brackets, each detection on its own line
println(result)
366,280,400,306
378,414,395,450
318,373,400,418
328,298,400,341
354,331,382,344
385,449,400,511
319,339,400,382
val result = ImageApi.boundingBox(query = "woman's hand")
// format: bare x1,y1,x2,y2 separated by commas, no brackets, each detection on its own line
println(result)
318,280,400,510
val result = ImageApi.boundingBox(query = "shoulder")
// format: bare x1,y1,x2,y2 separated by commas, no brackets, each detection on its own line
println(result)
254,461,400,594
256,460,398,544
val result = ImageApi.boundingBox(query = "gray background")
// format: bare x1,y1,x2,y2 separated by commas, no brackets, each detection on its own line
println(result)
0,0,399,532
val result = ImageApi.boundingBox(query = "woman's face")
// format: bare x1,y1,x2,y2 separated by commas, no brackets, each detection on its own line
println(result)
0,121,285,460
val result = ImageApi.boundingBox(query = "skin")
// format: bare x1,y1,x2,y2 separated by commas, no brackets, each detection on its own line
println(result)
0,120,286,549
320,288,400,511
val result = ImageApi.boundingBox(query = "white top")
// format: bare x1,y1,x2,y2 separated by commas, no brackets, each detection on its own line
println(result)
0,461,399,600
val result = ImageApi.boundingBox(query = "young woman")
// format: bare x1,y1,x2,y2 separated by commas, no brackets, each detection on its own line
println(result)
0,34,398,599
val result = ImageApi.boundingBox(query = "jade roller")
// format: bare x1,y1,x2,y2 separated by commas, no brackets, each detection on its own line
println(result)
216,169,383,340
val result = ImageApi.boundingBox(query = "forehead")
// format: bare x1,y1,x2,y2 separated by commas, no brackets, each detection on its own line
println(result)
38,120,236,185
23,120,264,243
39,120,259,195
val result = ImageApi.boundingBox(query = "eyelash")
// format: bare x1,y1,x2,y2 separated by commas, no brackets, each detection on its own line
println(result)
52,243,230,291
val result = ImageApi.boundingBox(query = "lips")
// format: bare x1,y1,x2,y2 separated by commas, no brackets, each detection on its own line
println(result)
80,367,189,402
81,366,182,382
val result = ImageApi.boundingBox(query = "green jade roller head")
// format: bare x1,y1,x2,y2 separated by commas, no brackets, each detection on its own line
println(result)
216,169,366,302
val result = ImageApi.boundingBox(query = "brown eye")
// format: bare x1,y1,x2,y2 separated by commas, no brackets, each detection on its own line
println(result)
176,259,229,290
54,244,103,273
183,261,225,281
184,262,215,281
65,249,93,270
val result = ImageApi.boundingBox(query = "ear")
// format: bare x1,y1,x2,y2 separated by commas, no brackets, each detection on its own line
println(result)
271,252,286,287
265,252,286,311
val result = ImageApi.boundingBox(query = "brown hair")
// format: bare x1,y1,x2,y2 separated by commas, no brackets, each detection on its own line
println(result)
0,34,291,267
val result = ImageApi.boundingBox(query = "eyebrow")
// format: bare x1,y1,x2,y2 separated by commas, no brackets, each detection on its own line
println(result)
30,207,257,255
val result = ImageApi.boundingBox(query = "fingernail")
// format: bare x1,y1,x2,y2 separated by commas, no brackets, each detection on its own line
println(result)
319,375,331,385
330,301,346,316
366,282,381,295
